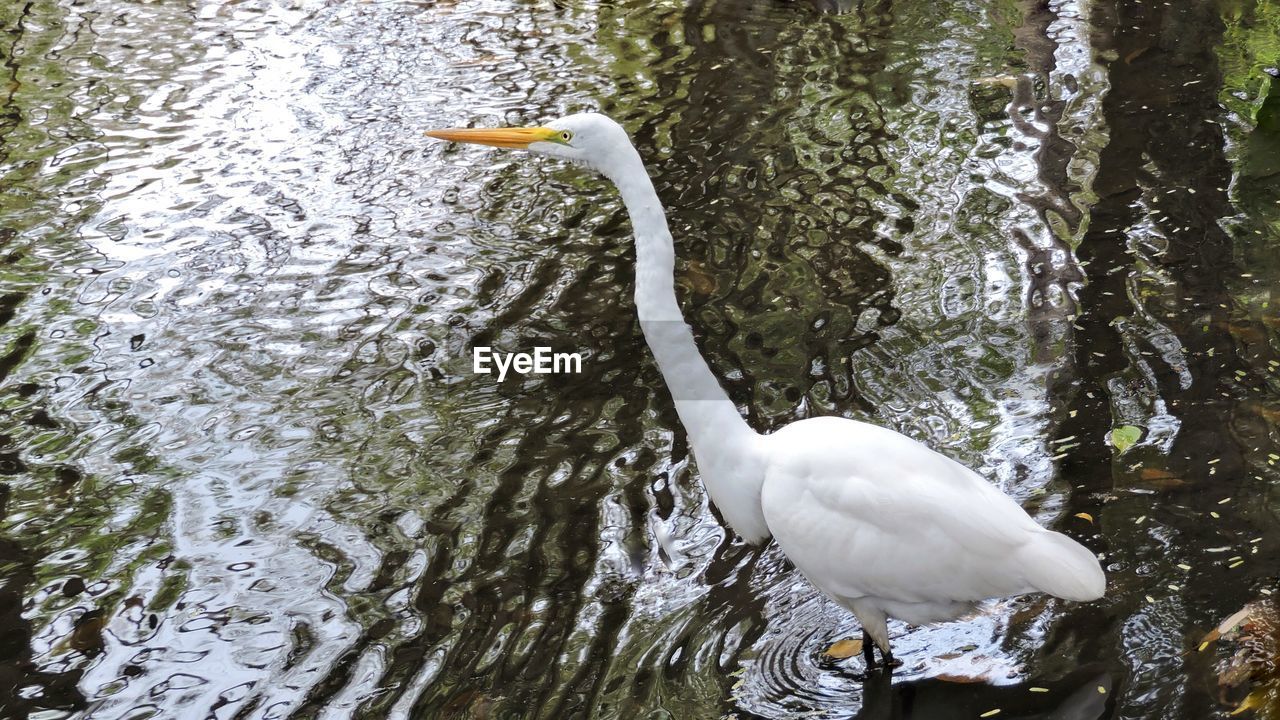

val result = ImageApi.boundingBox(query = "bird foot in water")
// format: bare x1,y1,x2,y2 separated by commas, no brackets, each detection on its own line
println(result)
833,662,897,683
819,636,903,680
862,654,903,673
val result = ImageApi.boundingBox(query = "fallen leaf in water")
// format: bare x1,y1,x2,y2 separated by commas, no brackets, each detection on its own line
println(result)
1231,692,1263,716
1074,513,1094,524
1208,604,1249,638
936,673,987,684
1124,46,1150,64
1203,607,1256,647
824,638,864,659
679,260,717,296
1134,466,1188,489
1111,425,1142,452
51,609,106,657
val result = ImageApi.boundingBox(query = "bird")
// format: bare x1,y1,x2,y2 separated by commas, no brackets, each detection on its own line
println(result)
425,113,1106,670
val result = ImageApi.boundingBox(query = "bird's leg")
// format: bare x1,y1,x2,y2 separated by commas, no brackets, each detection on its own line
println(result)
859,628,903,672
862,629,877,670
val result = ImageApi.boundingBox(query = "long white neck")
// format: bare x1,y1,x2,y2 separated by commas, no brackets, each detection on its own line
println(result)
603,146,771,543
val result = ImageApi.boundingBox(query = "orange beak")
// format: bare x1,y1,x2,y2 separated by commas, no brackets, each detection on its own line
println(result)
424,126,559,149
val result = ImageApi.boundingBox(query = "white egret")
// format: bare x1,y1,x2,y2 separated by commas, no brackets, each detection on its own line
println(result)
426,113,1105,668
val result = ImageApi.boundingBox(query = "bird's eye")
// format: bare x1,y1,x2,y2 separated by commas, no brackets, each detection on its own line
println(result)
560,131,573,143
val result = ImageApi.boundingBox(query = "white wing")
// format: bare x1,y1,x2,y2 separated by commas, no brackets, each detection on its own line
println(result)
759,416,1096,609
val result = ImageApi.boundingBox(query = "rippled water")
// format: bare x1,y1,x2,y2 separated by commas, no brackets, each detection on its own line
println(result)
2,0,1279,717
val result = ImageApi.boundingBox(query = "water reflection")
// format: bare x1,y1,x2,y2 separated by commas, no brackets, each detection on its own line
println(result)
853,671,1111,720
0,0,1277,717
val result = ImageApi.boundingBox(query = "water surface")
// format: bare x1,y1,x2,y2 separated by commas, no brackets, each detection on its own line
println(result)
1,0,1279,717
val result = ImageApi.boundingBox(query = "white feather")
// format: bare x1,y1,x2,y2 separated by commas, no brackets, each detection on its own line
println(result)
758,416,1104,648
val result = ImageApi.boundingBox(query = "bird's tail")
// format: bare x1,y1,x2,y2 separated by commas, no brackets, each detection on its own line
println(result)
1015,530,1105,601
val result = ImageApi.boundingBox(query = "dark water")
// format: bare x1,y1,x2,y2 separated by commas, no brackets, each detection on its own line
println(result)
1,0,1278,717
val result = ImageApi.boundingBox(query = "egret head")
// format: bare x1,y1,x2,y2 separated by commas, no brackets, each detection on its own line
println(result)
426,112,634,180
